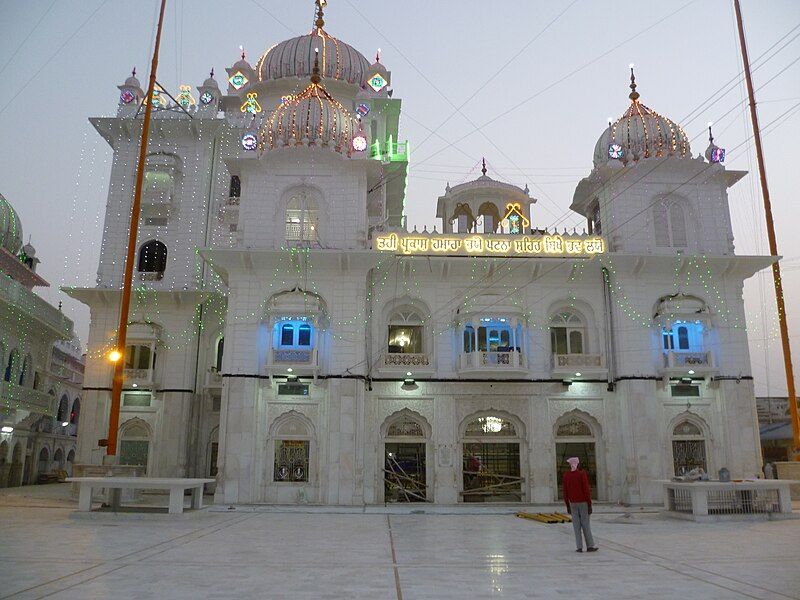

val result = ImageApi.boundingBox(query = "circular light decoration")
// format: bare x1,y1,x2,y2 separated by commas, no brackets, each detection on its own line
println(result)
710,147,726,164
608,143,624,159
356,103,370,118
200,91,214,105
120,89,135,105
241,133,258,151
352,134,368,152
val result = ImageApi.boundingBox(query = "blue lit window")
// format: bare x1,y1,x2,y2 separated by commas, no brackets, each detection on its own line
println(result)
274,319,315,349
298,324,312,346
281,324,294,346
662,322,703,352
462,318,522,353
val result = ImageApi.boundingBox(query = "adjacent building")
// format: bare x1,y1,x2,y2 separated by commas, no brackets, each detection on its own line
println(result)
0,194,84,487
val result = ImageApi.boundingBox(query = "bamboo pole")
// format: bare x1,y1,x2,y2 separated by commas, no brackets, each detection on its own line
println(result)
733,0,800,456
106,0,168,456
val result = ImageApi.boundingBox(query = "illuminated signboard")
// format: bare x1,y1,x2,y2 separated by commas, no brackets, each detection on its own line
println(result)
373,233,605,257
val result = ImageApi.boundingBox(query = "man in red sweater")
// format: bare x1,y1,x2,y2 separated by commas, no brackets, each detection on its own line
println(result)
563,457,597,553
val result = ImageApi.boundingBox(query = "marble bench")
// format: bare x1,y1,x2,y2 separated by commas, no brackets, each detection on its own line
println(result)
67,477,215,514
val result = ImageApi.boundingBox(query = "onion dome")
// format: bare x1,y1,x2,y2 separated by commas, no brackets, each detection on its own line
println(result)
255,1,370,87
259,52,362,154
593,68,690,167
704,124,726,164
0,193,23,255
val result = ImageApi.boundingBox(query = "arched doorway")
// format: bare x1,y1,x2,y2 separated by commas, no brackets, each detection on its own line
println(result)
0,441,8,488
119,419,151,474
10,443,22,487
381,410,430,503
66,449,75,477
53,448,65,471
461,412,524,502
37,447,50,481
671,418,708,476
554,413,599,500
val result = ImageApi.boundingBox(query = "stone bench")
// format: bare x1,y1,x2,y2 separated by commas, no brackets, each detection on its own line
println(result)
659,479,797,521
67,477,215,515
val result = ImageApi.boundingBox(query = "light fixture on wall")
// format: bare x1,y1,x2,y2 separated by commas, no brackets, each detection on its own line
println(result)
688,370,695,375
0,426,13,434
575,372,581,377
61,421,69,427
401,377,418,392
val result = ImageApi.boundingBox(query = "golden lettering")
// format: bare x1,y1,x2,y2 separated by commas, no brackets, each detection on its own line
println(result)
464,237,484,253
543,235,564,254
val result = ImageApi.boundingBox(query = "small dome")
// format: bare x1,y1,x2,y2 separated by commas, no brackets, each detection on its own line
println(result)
123,68,141,89
593,70,690,167
256,30,370,87
22,242,36,257
260,79,361,153
0,193,23,255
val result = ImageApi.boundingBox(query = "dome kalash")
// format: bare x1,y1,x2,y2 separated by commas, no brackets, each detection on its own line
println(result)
593,68,690,167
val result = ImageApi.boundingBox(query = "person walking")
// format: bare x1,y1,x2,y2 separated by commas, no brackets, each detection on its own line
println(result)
563,456,597,553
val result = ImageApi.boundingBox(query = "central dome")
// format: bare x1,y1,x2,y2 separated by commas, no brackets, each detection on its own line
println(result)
255,5,371,88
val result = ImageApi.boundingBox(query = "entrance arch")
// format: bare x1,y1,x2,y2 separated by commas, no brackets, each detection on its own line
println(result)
381,409,431,503
460,411,526,502
37,447,50,480
669,414,710,476
554,411,602,500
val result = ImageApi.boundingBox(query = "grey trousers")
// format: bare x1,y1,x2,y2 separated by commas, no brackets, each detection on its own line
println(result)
571,502,595,549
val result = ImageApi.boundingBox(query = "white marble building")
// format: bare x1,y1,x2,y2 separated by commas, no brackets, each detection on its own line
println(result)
70,3,771,505
0,194,85,487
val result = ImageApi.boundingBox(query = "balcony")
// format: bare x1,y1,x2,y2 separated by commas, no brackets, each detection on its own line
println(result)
551,353,607,379
381,352,434,375
0,274,72,337
458,350,527,375
124,368,154,387
0,381,56,415
268,348,318,377
661,351,716,379
369,138,410,163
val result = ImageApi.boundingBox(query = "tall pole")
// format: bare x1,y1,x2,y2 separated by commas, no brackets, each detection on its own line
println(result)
734,0,800,456
106,0,168,456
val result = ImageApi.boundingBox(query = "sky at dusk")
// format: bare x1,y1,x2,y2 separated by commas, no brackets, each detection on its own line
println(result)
0,0,799,395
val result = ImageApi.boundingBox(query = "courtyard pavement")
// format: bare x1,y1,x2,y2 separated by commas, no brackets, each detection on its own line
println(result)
0,485,798,599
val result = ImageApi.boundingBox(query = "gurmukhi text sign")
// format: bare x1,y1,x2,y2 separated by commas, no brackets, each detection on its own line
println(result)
373,233,605,257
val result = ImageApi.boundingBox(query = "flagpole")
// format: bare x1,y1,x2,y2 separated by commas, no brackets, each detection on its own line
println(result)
106,0,168,456
733,0,800,457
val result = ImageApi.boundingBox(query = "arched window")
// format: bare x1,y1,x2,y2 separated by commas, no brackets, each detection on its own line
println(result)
228,175,241,199
388,308,424,354
555,414,598,500
477,202,500,234
70,398,80,429
19,354,32,386
281,324,294,346
119,420,150,473
383,412,428,502
125,344,154,371
662,322,703,352
550,312,585,355
298,324,312,346
137,240,167,274
461,413,522,502
672,419,707,476
272,413,312,483
66,449,75,477
451,204,475,233
285,190,318,243
654,200,688,248
215,337,224,372
56,395,69,423
4,349,18,383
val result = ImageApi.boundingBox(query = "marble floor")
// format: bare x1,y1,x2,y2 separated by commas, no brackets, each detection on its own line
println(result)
0,488,798,599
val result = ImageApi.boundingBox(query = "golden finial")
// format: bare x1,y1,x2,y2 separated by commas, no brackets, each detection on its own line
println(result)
315,0,326,30
311,48,321,84
481,157,487,176
629,63,640,102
